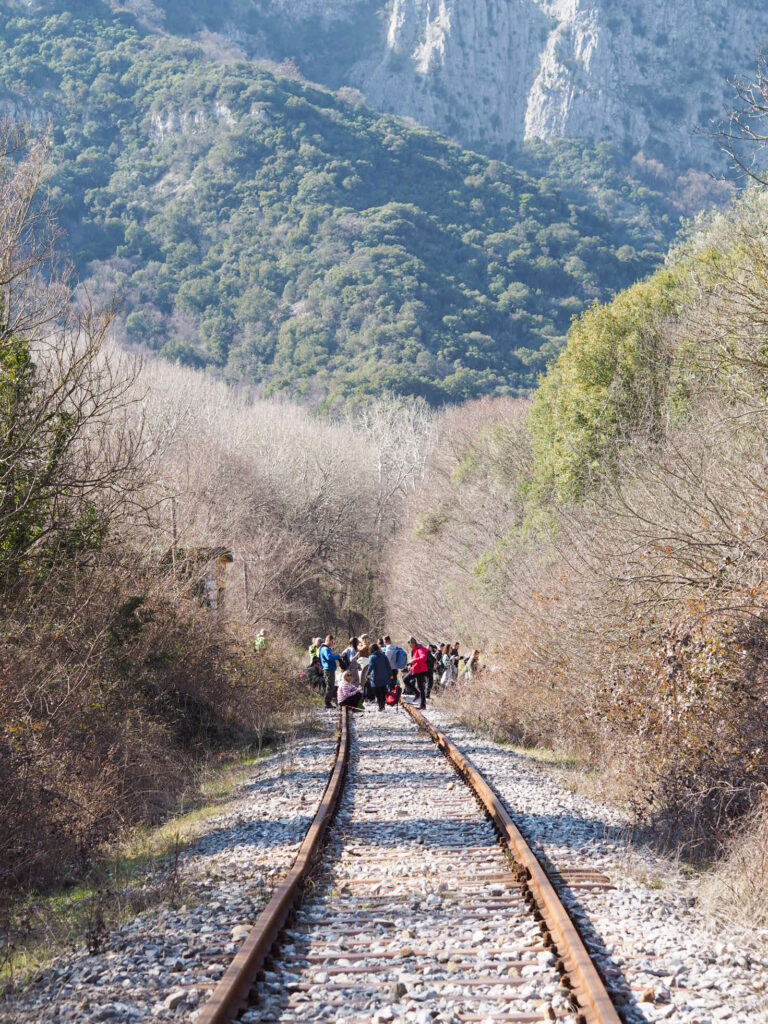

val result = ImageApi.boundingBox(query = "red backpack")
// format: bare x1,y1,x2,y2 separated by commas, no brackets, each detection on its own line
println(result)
411,645,428,675
385,682,401,706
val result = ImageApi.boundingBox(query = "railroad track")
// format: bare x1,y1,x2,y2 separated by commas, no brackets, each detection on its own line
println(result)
197,704,621,1024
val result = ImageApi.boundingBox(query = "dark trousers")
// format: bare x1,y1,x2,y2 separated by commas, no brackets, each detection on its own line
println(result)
324,670,337,707
402,672,418,696
374,686,387,710
426,670,434,697
414,673,428,707
340,693,363,709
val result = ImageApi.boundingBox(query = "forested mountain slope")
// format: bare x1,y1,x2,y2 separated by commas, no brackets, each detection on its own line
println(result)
0,2,684,404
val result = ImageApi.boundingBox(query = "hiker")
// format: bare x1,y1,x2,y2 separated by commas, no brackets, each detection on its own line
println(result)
434,643,445,690
365,643,392,711
384,635,408,686
308,635,322,665
426,644,438,697
408,636,430,710
253,628,268,653
440,644,457,688
465,649,481,682
383,634,394,667
342,636,361,687
337,669,364,711
357,633,373,700
319,634,342,709
302,657,324,692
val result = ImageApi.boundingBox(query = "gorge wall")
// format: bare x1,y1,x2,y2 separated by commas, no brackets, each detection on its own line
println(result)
140,0,768,171
353,0,766,169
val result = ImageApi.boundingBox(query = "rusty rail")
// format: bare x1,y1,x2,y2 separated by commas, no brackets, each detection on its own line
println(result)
196,707,350,1024
404,703,622,1024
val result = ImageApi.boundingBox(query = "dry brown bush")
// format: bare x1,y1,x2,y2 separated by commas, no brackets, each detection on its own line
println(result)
0,556,302,895
0,124,337,907
387,322,768,857
703,799,768,939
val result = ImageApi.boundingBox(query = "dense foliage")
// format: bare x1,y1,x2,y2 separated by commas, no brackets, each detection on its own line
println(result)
0,1,682,405
528,266,686,498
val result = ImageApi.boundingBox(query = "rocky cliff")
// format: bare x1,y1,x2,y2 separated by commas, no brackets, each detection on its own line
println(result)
145,0,768,171
351,0,768,170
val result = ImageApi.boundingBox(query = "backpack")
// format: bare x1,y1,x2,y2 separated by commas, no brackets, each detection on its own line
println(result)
385,682,401,706
338,651,350,670
392,646,408,671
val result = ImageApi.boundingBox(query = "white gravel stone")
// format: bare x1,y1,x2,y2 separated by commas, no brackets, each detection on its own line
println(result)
162,988,187,1010
427,704,768,1024
1,722,338,1024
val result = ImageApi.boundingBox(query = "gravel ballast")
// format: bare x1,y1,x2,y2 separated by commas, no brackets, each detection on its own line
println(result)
242,707,570,1024
426,704,768,1024
4,700,766,1024
1,725,338,1024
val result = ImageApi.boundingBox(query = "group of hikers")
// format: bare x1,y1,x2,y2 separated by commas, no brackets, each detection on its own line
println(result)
302,634,481,712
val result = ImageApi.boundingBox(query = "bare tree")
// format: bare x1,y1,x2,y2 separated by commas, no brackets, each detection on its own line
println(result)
715,53,768,184
137,360,398,634
0,122,146,588
354,394,435,552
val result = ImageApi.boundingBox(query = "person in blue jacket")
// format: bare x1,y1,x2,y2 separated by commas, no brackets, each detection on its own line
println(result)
364,643,392,711
319,634,342,709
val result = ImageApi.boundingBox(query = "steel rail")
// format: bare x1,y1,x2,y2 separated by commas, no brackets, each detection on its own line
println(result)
196,707,351,1024
404,703,622,1024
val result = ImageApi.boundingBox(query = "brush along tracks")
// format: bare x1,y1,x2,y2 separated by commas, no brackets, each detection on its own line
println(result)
197,706,621,1024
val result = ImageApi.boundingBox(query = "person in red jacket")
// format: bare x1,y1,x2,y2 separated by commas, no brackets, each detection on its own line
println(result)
408,636,430,711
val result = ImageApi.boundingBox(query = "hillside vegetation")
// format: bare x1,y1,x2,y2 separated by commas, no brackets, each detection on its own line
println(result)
387,182,768,890
0,1,682,405
6,0,766,931
0,125,435,904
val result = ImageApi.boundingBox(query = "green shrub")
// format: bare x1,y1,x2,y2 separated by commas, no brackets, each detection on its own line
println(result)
529,266,687,498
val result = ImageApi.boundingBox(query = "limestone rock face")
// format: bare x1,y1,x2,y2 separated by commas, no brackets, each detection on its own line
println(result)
348,0,768,168
152,0,768,169
354,0,548,154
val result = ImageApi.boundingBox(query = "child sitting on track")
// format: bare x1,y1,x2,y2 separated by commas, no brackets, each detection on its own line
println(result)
337,669,364,712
